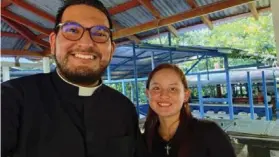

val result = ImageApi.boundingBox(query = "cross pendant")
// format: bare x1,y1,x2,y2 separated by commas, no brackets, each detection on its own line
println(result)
165,144,171,155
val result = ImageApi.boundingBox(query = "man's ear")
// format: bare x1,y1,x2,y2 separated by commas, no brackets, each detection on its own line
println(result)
110,41,116,56
49,32,56,56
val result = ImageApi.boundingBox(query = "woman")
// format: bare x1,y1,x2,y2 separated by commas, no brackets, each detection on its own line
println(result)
143,63,236,157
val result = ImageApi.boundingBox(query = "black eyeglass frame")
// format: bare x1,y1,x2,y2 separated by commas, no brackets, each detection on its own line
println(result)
56,21,113,43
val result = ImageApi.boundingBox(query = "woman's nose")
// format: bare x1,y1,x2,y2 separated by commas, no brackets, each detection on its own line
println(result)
160,89,170,98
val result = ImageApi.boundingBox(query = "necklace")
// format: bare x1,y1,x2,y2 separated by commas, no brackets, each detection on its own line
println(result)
159,118,180,156
165,144,171,155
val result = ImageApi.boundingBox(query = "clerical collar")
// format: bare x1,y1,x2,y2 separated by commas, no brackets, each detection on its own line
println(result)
56,70,102,96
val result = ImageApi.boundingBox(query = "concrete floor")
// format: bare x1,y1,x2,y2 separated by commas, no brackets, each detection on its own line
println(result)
233,143,279,157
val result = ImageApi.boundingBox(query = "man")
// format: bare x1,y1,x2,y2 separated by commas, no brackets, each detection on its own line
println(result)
1,1,141,157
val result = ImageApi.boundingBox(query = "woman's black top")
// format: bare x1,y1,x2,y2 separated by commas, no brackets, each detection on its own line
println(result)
143,117,236,157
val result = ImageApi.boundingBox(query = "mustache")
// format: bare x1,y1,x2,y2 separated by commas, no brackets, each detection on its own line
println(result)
68,47,101,58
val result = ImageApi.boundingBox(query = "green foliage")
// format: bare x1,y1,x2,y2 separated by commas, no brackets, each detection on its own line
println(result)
148,13,275,55
108,13,276,104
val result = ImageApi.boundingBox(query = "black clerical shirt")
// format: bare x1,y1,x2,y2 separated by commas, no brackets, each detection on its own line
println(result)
1,71,140,157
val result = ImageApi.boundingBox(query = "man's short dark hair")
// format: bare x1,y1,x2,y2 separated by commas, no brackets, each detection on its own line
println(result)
54,0,113,39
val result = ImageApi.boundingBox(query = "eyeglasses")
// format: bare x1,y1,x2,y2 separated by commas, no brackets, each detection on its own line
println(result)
56,21,112,43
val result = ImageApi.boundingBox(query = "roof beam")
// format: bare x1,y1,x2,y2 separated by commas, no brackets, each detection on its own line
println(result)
1,17,50,48
137,0,178,37
113,20,141,44
23,42,32,50
1,32,24,38
186,0,213,30
113,0,255,39
109,0,141,15
1,9,52,36
37,34,49,39
1,49,49,58
248,1,259,20
137,6,270,41
10,0,55,23
1,0,12,8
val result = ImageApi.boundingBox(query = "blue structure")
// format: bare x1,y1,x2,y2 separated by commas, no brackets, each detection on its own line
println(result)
247,72,255,119
5,43,279,121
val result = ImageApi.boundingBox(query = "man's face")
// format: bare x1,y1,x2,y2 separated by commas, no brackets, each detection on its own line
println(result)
49,4,115,86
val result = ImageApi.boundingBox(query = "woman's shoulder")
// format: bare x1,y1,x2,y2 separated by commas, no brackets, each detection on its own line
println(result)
190,118,218,128
190,118,226,136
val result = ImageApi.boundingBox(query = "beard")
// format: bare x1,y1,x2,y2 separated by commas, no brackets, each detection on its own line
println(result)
54,47,108,86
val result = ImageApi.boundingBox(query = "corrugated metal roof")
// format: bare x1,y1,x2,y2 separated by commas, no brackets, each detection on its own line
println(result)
7,4,54,29
1,21,17,33
0,0,273,73
152,0,191,17
25,0,62,17
29,44,44,51
101,0,129,8
113,6,155,27
1,37,27,50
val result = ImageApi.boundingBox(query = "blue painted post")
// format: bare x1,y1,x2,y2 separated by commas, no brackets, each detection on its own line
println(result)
168,32,172,46
206,56,209,80
224,56,234,120
197,74,204,118
168,32,173,64
131,82,134,103
122,80,126,96
169,51,173,64
133,43,140,117
273,71,279,119
107,65,111,81
262,71,270,120
151,51,155,70
247,72,255,120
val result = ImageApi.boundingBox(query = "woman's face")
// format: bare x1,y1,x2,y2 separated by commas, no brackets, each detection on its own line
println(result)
146,68,190,118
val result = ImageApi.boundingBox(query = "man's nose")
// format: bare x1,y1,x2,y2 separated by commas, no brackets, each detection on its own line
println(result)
78,30,95,46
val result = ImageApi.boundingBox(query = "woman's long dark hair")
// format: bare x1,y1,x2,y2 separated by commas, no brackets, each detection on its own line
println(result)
144,63,193,154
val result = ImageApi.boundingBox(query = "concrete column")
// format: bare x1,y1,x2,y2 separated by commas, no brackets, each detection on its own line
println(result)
271,0,279,65
43,57,50,73
2,66,10,82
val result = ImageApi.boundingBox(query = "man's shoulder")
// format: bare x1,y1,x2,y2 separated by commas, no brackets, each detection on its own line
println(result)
2,73,51,88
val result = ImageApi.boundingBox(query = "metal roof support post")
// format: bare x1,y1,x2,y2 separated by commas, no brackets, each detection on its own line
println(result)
151,51,155,70
169,51,173,64
168,32,172,46
262,71,270,120
273,72,279,119
197,73,204,118
271,0,279,65
122,80,126,96
43,57,50,73
2,66,10,82
131,82,134,103
107,65,111,81
168,32,173,64
133,43,140,117
224,56,234,120
206,56,209,80
247,72,255,120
